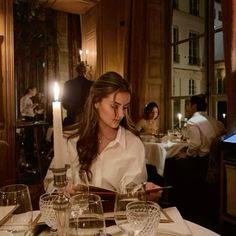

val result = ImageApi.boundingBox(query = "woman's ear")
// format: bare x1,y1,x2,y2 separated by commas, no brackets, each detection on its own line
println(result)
94,102,99,109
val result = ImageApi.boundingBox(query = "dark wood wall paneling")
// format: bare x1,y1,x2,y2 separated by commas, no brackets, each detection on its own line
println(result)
0,0,16,185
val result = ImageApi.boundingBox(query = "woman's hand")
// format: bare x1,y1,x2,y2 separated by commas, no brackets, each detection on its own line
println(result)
144,182,163,201
63,183,76,197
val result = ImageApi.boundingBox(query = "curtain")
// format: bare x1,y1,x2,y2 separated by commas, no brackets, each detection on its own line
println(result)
222,0,236,133
68,14,82,79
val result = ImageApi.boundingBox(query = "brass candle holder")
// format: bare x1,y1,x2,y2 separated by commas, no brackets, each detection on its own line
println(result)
50,164,71,236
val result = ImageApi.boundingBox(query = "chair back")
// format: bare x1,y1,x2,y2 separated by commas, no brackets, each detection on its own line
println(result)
206,136,222,183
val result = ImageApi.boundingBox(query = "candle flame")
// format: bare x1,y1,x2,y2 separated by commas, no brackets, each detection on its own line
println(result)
79,49,83,55
85,49,89,55
177,113,182,120
222,113,226,119
54,82,60,101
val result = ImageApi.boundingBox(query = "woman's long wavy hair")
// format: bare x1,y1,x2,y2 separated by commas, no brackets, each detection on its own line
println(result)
69,71,138,180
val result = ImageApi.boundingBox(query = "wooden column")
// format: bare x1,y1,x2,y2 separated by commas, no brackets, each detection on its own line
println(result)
0,0,16,184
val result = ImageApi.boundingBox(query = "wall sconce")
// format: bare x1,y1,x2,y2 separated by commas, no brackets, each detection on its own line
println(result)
79,49,89,65
78,49,93,80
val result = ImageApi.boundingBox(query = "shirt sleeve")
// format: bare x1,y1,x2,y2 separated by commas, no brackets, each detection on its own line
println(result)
136,119,144,132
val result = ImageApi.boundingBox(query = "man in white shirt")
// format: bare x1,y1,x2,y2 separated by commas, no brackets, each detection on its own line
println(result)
20,86,38,120
178,95,225,159
165,95,225,221
20,86,38,168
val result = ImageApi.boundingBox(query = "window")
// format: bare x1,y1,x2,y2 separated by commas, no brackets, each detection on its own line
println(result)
189,79,195,95
173,27,179,63
173,0,179,9
218,10,222,21
170,0,226,129
189,32,199,65
189,0,199,16
216,68,226,94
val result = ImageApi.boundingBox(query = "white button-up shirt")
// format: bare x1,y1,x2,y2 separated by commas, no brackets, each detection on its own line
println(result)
44,126,147,192
20,94,35,117
186,112,225,157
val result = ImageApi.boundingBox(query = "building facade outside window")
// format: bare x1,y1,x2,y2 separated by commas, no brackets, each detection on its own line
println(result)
189,32,199,65
189,0,199,16
189,79,196,95
170,0,226,129
173,26,179,63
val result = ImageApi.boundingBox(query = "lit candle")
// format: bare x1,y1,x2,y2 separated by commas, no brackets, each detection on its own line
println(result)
177,113,182,128
79,49,83,61
222,113,226,119
85,49,89,63
52,82,64,168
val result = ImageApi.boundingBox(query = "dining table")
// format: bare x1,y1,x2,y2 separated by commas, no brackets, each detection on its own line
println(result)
32,206,220,236
143,136,188,176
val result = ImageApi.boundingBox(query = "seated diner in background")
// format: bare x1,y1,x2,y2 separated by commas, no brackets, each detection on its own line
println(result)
175,94,225,160
44,71,162,199
165,94,226,220
136,102,160,135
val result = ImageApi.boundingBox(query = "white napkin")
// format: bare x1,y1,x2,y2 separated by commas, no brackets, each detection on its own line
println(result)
158,207,192,236
0,205,18,226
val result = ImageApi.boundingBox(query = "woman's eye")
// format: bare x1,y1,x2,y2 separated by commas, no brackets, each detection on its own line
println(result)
123,106,128,111
111,104,118,109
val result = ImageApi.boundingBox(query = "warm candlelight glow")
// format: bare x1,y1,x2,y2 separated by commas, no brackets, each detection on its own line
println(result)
53,82,60,101
177,113,182,120
79,49,83,56
177,113,182,128
85,49,89,55
222,113,226,119
52,82,64,168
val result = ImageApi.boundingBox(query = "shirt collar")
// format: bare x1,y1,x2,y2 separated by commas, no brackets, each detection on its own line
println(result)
111,126,126,149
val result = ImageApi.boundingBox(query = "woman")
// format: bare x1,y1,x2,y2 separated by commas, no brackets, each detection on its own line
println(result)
44,72,160,195
136,102,160,135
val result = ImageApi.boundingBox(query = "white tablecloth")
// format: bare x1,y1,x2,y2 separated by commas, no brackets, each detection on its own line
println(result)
105,207,220,236
144,140,188,176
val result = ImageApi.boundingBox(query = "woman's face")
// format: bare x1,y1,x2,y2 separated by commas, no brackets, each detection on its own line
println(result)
95,91,130,129
148,107,159,120
29,88,37,97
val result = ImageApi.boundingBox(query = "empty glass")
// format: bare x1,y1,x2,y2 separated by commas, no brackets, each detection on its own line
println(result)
114,184,146,235
39,192,58,234
68,193,105,236
0,184,33,235
126,201,148,235
139,201,161,236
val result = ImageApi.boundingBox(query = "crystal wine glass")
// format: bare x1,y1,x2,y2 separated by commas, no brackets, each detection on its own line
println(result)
138,201,161,236
68,193,105,236
39,192,58,235
126,201,148,236
0,184,33,235
114,184,146,235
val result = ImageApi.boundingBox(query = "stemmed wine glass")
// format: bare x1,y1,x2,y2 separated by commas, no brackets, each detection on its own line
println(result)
114,184,146,235
0,184,33,235
39,192,58,235
72,169,89,194
68,193,105,236
126,201,148,236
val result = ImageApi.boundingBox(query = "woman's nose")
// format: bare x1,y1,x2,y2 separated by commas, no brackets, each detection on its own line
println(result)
117,108,125,119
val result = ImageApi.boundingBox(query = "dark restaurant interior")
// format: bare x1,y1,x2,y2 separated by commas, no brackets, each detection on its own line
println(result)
1,0,236,235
